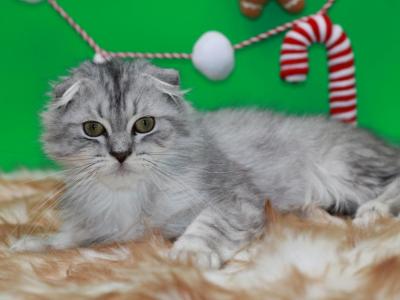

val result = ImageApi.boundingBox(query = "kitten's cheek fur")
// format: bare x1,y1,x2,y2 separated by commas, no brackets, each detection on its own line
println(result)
169,238,222,269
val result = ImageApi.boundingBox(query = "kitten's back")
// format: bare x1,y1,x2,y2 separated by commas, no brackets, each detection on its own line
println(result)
201,109,400,210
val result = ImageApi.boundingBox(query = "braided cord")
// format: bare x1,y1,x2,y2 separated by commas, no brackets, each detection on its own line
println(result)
48,0,335,59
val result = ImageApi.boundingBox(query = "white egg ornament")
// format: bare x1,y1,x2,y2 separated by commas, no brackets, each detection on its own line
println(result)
192,31,235,81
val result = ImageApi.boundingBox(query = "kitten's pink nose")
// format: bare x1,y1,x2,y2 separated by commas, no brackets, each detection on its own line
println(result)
110,150,132,163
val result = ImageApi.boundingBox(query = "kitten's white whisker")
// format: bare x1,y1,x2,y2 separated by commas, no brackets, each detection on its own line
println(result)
152,158,242,174
17,183,67,238
147,171,199,221
144,159,226,217
144,159,237,188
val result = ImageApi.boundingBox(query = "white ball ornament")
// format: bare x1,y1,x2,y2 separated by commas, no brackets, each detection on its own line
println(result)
192,31,235,81
93,53,110,64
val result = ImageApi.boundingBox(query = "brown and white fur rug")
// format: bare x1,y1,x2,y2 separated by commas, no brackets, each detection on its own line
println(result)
1,171,400,300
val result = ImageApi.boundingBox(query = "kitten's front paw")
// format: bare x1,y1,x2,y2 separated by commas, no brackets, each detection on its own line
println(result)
10,236,48,252
169,239,222,269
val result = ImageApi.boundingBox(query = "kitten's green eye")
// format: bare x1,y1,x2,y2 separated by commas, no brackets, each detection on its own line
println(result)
133,116,155,134
83,121,106,137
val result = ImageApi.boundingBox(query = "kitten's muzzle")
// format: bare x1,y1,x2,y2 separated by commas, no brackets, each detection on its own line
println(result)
110,150,132,164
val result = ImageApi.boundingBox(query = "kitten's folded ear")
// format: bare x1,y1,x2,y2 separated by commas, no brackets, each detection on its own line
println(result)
50,77,92,110
51,79,81,109
143,64,180,86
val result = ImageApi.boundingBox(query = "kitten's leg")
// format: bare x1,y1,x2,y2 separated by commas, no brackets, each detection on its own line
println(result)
354,177,400,227
170,197,265,269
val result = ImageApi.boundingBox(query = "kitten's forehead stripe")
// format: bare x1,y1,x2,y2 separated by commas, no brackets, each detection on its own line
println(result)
106,61,123,108
100,61,132,131
96,104,104,119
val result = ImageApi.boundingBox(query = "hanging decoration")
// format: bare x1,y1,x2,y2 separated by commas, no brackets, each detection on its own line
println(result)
24,0,335,78
280,14,357,124
20,0,357,125
240,0,305,19
192,31,235,81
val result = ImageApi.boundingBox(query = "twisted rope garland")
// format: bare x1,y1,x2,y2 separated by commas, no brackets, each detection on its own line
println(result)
30,0,358,124
47,0,336,60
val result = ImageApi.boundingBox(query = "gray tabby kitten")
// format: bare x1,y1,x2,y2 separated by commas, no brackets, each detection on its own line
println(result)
11,59,400,269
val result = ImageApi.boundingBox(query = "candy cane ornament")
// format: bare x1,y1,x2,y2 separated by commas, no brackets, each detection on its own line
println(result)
280,14,357,125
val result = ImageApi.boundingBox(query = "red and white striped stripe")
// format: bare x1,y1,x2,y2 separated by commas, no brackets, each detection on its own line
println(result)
280,14,357,125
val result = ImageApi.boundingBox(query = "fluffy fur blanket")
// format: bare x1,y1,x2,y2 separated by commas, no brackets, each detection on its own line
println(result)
1,172,400,300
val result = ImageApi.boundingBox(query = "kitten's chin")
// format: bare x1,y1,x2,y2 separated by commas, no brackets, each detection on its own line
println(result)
97,173,141,190
96,165,145,190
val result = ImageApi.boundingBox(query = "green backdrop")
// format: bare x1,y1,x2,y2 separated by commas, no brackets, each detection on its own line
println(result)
1,0,399,171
